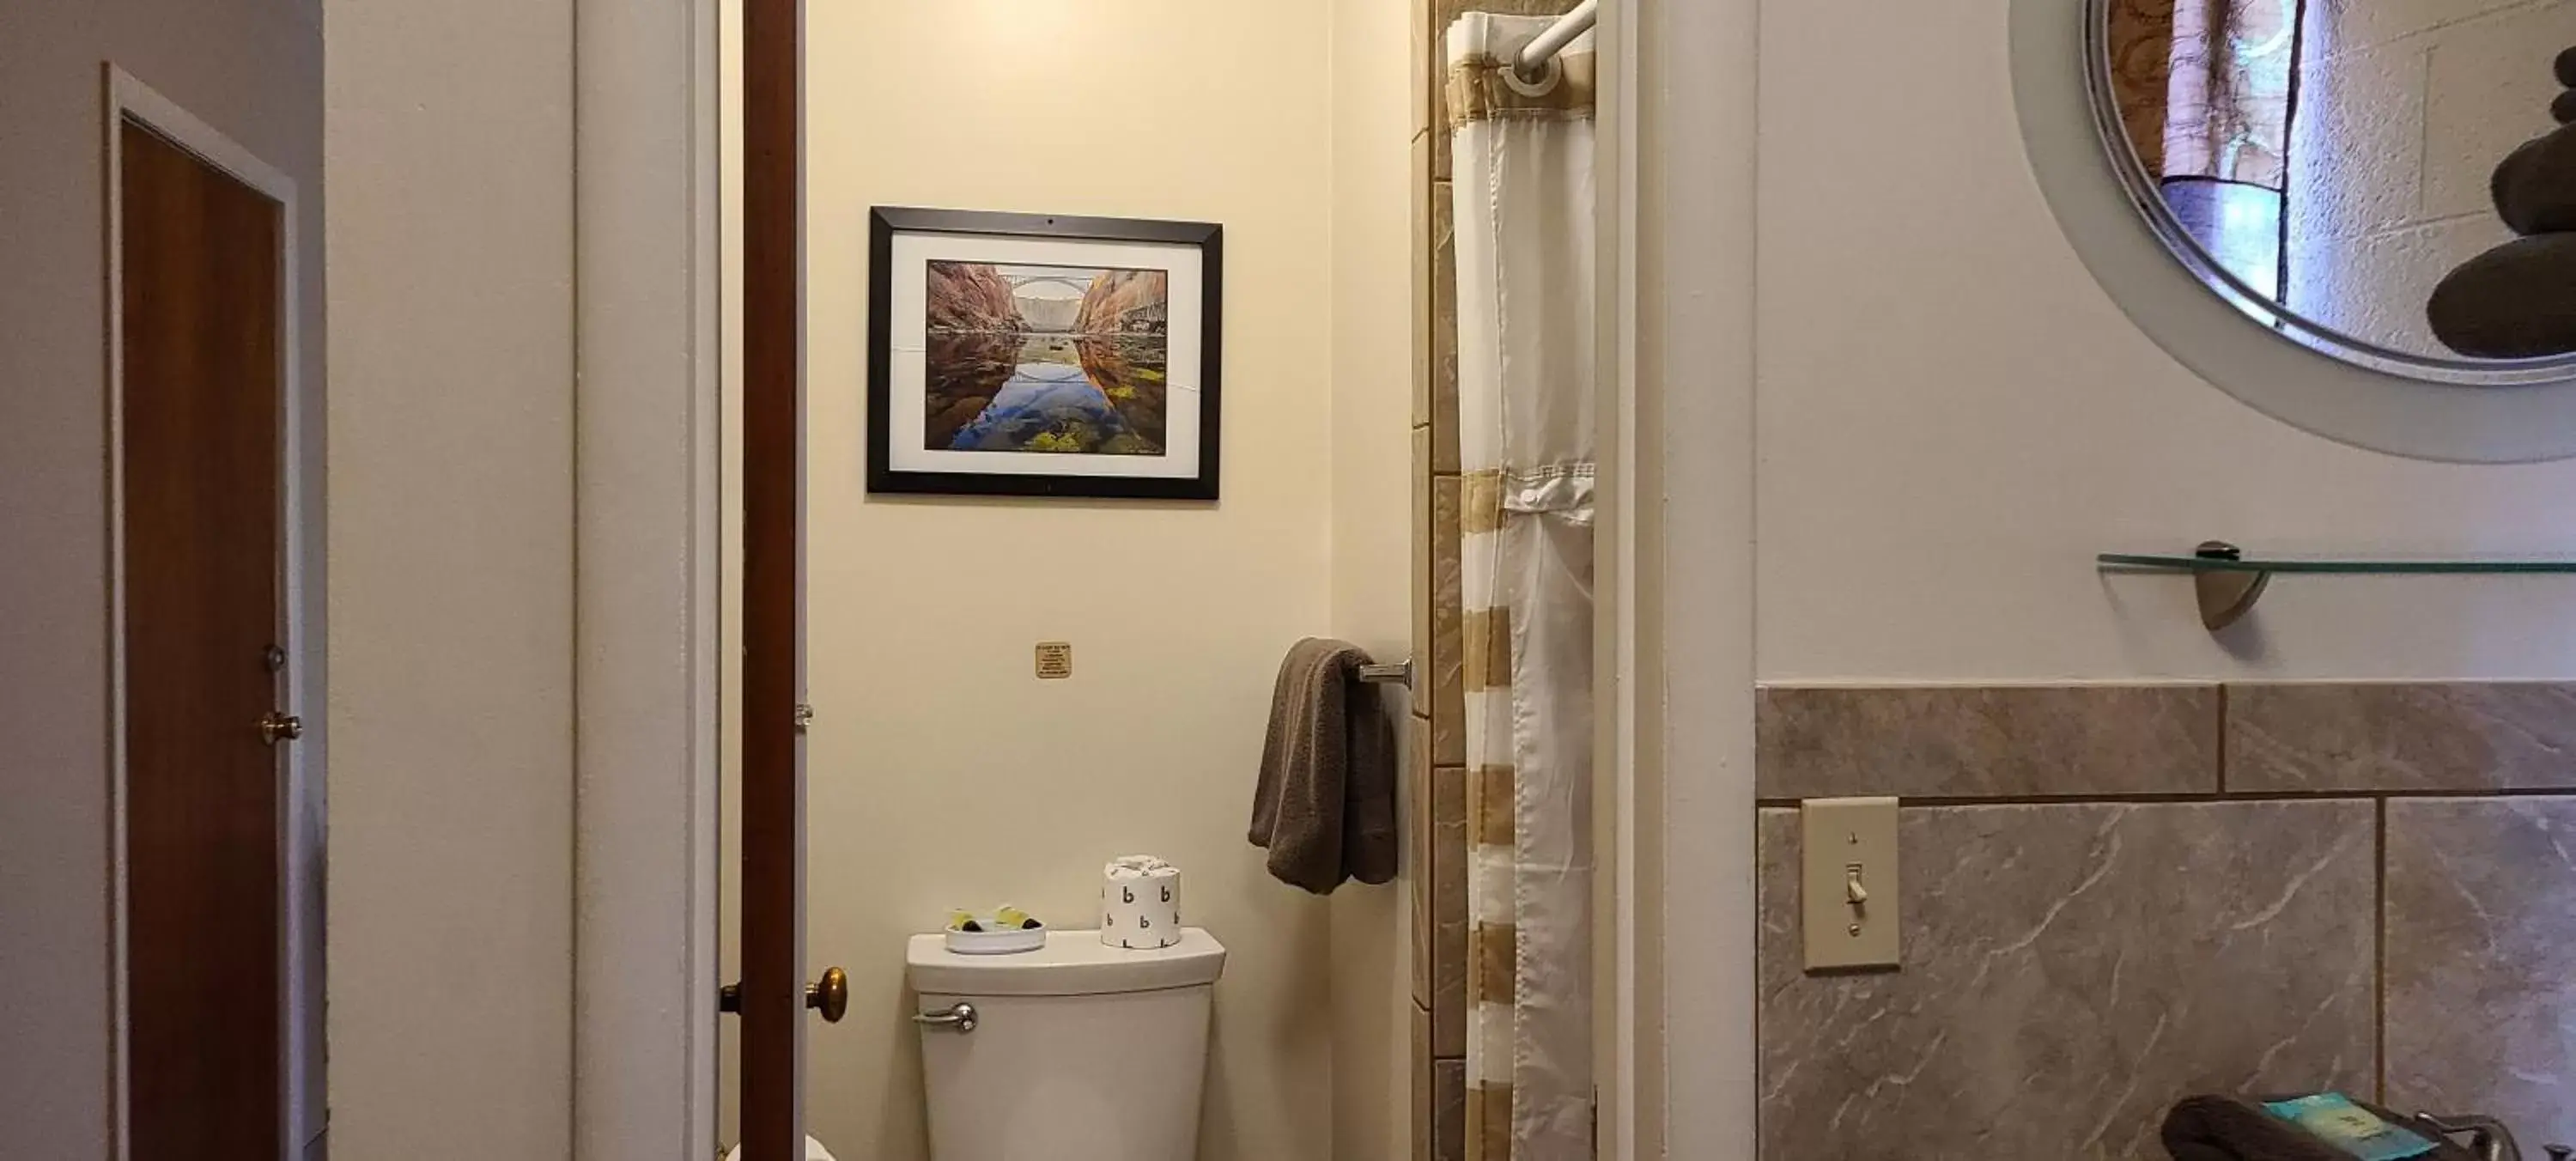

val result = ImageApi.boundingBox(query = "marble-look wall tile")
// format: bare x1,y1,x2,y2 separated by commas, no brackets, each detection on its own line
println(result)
2385,797,2576,1146
1412,1002,1433,1161
1411,133,1434,427
1412,424,1433,721
1410,714,1433,1008
1758,800,2378,1161
1408,0,1433,142
1430,19,1449,181
2230,683,2576,793
1428,185,1459,475
1430,473,1464,765
1434,1057,1466,1161
1432,764,1467,1058
1755,685,2220,799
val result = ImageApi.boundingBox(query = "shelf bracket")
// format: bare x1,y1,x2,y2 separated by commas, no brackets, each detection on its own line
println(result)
2191,541,2269,631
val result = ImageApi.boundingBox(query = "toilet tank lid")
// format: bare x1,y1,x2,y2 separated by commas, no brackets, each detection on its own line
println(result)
906,928,1226,997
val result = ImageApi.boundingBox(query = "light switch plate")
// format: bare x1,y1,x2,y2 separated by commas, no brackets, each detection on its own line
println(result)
1801,796,1900,971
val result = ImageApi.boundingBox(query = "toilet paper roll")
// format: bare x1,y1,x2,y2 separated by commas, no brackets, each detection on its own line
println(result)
1101,855,1183,949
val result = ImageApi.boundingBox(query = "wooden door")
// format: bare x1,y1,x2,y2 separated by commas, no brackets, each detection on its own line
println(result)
739,0,812,1155
118,118,289,1159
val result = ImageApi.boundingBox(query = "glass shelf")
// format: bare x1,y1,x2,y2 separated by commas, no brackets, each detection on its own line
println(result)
2096,541,2576,630
2097,552,2576,574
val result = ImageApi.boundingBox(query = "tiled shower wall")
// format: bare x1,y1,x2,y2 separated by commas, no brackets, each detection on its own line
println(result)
1406,2,1579,1159
1755,684,2576,1160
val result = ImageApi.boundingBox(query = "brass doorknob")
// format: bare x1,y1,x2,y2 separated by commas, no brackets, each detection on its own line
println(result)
714,968,848,1022
806,966,848,1023
259,712,303,746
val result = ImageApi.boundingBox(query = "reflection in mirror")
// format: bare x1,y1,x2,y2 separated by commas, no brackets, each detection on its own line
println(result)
2095,0,2576,374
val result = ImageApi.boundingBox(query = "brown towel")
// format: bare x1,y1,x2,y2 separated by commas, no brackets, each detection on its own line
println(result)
1249,638,1397,894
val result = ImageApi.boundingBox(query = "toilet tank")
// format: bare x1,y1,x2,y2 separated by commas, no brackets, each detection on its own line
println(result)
906,928,1226,1161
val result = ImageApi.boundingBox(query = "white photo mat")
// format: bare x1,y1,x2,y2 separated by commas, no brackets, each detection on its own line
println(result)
884,230,1205,479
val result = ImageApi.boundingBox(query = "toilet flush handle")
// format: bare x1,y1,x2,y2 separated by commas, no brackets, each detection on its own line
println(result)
912,1001,978,1034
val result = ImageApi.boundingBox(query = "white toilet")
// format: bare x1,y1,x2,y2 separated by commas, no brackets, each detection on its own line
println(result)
906,927,1227,1161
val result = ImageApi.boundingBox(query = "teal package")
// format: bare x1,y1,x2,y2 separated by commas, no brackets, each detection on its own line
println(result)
2262,1093,2439,1161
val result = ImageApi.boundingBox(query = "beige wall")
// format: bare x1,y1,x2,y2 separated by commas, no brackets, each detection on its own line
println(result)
324,0,578,1155
1328,0,1423,1152
0,0,323,1152
1753,0,2576,683
775,2,1358,1158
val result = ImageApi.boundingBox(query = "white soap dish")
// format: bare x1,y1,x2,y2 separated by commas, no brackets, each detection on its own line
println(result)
943,909,1047,955
944,926,1045,955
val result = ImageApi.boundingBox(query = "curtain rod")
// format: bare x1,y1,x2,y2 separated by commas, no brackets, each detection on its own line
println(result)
1516,0,1599,79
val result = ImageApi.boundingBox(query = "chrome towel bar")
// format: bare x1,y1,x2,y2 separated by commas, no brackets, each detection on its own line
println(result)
1356,660,1413,688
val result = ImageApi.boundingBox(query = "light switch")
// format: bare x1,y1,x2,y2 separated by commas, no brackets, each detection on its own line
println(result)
1801,796,1900,970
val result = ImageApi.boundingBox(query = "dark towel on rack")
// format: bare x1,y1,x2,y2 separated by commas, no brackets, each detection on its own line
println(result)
1249,638,1397,894
2161,1096,2479,1161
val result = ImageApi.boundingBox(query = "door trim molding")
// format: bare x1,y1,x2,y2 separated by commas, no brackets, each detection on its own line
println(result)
1595,0,1646,1156
568,0,726,1155
101,63,307,1161
1627,0,1760,1154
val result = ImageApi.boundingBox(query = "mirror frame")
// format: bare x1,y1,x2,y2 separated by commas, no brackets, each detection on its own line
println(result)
2079,0,2576,386
2015,0,2576,462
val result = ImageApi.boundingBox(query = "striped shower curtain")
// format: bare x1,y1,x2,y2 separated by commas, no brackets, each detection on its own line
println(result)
1446,13,1595,1161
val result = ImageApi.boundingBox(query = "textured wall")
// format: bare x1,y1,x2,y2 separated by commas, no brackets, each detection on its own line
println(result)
2287,0,2576,353
0,1,324,1152
1756,683,2576,1158
324,0,577,1154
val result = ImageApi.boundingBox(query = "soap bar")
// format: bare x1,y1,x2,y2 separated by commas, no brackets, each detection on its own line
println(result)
2263,1094,2439,1161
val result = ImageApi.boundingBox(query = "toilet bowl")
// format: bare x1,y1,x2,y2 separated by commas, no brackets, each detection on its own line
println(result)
906,927,1227,1161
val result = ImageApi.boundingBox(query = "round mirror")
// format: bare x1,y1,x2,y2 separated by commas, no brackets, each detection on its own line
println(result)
2087,0,2576,384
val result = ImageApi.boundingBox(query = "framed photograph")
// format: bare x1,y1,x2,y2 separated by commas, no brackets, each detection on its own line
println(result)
867,206,1223,500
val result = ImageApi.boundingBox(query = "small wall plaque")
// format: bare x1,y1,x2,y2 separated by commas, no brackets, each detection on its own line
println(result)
1035,641,1072,679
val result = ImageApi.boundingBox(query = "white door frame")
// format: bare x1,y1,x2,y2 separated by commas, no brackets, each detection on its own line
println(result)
100,64,313,1160
569,0,727,1155
1595,0,1648,1155
1628,0,1762,1156
1604,0,1770,1153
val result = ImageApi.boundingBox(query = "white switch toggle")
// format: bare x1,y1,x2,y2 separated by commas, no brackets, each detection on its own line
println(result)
1802,797,1900,971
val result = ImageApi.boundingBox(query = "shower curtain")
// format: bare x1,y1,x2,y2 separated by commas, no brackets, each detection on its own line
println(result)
2106,0,2301,293
1446,13,1595,1161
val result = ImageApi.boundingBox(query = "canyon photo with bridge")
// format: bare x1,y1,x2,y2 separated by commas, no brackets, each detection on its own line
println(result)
922,260,1170,455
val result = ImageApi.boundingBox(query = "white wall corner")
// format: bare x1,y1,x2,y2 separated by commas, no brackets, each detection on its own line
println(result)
1635,0,1760,1154
571,0,725,1155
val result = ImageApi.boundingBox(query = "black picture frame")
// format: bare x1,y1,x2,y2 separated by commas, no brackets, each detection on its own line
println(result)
866,206,1224,500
